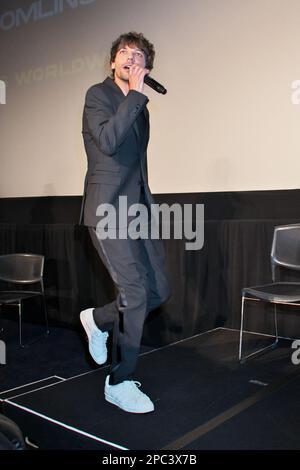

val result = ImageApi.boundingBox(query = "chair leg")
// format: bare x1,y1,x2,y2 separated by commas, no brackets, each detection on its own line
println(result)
239,295,245,362
273,303,279,348
18,301,24,348
239,298,279,363
42,294,50,336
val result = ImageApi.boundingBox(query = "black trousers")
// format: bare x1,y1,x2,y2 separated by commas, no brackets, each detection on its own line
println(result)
88,220,170,385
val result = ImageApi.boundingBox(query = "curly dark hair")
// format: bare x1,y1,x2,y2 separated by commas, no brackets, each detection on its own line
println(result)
110,32,155,76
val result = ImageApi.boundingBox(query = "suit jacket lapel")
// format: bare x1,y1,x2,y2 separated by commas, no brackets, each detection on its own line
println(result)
103,77,149,148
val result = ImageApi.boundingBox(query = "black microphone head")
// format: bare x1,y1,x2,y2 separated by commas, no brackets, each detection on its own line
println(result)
144,75,167,95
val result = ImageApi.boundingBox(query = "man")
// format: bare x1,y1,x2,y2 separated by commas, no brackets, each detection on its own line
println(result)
79,32,170,414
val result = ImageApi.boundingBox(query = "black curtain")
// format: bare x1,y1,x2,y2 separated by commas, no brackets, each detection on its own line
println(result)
1,216,300,346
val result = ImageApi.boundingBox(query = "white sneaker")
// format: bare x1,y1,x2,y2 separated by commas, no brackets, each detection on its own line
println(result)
104,375,154,413
80,308,108,365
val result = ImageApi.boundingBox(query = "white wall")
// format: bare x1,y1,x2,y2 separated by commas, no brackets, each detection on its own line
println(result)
1,0,300,197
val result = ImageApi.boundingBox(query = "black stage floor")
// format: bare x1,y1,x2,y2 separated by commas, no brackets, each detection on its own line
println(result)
1,328,299,450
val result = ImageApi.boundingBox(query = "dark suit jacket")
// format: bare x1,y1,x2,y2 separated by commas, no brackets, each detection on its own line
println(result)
80,77,154,228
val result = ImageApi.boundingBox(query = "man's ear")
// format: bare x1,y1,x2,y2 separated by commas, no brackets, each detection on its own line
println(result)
111,62,115,70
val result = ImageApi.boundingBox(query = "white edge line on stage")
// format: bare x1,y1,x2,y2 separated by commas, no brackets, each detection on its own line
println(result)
59,326,223,384
0,376,59,396
140,326,223,357
219,326,296,341
1,328,222,401
7,377,65,400
53,376,66,381
3,329,220,451
4,399,129,451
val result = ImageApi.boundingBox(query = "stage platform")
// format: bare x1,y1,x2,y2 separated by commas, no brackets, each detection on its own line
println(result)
1,328,299,450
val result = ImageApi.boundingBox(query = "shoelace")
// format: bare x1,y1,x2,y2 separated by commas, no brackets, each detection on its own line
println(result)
132,381,141,388
93,329,108,339
120,380,142,390
108,379,143,390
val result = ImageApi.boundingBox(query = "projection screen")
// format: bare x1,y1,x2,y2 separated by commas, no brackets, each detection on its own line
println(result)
1,0,300,197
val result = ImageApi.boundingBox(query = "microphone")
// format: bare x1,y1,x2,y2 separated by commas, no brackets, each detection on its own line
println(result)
144,75,167,95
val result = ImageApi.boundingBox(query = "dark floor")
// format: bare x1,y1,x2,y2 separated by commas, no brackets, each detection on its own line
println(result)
1,322,299,451
0,319,95,391
0,317,154,392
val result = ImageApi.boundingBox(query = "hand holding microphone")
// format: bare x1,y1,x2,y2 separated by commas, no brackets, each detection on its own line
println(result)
128,64,150,94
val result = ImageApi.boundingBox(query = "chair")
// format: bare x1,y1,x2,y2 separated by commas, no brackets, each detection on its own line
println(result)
0,254,49,347
239,224,300,363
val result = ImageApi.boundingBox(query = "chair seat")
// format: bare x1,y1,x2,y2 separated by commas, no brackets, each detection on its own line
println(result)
0,291,41,304
242,282,300,303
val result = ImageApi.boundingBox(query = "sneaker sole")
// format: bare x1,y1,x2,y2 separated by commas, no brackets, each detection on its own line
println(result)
105,393,154,414
80,310,107,365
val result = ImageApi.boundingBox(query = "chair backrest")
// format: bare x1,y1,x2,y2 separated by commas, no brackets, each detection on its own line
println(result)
0,254,44,284
271,224,300,279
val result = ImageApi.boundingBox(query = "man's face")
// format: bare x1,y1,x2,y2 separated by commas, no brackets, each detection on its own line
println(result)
111,44,146,82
